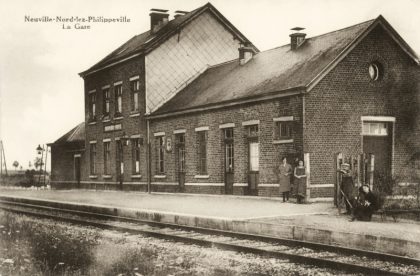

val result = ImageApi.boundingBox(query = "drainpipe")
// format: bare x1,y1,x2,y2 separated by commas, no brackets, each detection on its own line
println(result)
147,119,151,194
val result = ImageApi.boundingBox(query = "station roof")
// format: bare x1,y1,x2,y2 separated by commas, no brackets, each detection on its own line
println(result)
152,16,419,117
79,3,257,77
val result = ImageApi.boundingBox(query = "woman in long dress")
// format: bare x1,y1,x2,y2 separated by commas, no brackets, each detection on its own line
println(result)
294,159,307,204
278,157,292,202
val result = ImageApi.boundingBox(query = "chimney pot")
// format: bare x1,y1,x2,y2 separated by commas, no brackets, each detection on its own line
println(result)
238,44,256,65
150,9,169,33
290,27,306,50
174,10,189,19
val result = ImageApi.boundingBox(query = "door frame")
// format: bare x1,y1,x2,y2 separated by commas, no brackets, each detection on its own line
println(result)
222,127,234,195
73,154,81,188
175,133,186,192
247,137,259,196
361,116,395,176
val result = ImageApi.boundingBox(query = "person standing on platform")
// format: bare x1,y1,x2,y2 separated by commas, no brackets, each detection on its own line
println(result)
294,159,307,204
278,156,292,202
338,163,355,214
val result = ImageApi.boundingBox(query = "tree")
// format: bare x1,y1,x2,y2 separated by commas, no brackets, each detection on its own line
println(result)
34,158,44,171
12,161,19,170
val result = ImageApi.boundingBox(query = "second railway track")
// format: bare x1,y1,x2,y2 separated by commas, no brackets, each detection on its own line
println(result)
0,199,419,276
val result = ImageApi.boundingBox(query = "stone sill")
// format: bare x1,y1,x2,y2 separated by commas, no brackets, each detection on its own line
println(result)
131,175,142,179
194,175,210,179
273,139,293,144
88,121,97,125
129,112,140,117
102,175,112,179
89,175,98,179
154,175,166,179
114,116,124,120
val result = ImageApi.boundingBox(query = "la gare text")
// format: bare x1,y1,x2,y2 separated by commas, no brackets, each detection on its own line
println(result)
62,23,90,30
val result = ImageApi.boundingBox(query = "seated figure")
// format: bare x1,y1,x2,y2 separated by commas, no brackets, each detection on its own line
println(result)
351,185,379,221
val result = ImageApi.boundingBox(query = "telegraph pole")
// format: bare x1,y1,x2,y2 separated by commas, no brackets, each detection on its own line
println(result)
0,141,8,185
0,141,8,176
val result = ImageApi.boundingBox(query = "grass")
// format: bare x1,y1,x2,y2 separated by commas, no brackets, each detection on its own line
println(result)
0,211,99,275
0,211,343,276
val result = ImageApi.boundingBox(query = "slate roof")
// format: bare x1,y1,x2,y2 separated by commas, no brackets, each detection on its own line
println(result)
53,122,85,145
152,16,419,116
153,19,376,115
80,3,257,76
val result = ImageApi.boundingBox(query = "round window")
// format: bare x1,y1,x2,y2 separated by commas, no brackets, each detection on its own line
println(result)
368,62,382,81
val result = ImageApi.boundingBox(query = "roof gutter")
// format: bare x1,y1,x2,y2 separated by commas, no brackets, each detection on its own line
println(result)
79,52,143,78
147,87,305,120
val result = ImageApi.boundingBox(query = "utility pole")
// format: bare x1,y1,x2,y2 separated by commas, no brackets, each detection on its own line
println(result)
0,141,8,185
0,141,8,176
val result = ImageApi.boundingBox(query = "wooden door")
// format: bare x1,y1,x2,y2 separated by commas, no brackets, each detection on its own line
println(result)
223,128,234,195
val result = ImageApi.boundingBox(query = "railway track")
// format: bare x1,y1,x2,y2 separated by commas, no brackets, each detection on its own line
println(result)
0,199,419,275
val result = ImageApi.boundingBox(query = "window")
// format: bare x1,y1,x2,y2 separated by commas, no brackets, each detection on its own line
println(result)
197,131,207,174
132,138,141,174
103,141,111,175
247,124,259,137
89,93,96,120
368,62,383,81
249,142,259,171
155,136,165,174
130,79,140,112
103,88,110,115
246,124,259,172
115,84,123,115
224,128,234,173
362,122,388,136
275,121,292,140
90,143,96,175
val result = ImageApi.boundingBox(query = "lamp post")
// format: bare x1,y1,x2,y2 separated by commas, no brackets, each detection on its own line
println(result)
36,144,44,186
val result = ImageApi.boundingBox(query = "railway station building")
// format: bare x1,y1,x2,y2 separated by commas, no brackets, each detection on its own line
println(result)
50,3,420,201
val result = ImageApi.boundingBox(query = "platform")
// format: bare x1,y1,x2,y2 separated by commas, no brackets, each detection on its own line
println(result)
0,188,419,259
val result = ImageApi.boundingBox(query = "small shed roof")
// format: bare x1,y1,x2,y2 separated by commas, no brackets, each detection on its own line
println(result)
53,122,85,145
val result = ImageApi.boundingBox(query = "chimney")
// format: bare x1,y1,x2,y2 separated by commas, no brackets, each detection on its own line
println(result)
174,10,189,19
150,8,169,33
289,27,306,50
238,43,256,65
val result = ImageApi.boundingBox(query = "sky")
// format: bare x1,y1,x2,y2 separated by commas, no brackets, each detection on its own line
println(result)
0,0,420,171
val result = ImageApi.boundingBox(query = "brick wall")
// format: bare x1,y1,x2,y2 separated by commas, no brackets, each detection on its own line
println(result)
79,9,249,189
304,24,420,197
309,187,334,198
82,56,147,185
50,143,84,183
149,95,303,196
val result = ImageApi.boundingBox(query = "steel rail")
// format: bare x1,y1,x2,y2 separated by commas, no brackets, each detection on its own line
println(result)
0,200,417,276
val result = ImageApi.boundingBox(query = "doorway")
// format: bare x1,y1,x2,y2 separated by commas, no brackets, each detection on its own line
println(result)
246,124,259,196
175,133,186,192
223,128,234,195
116,140,124,190
74,155,81,188
362,121,393,183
